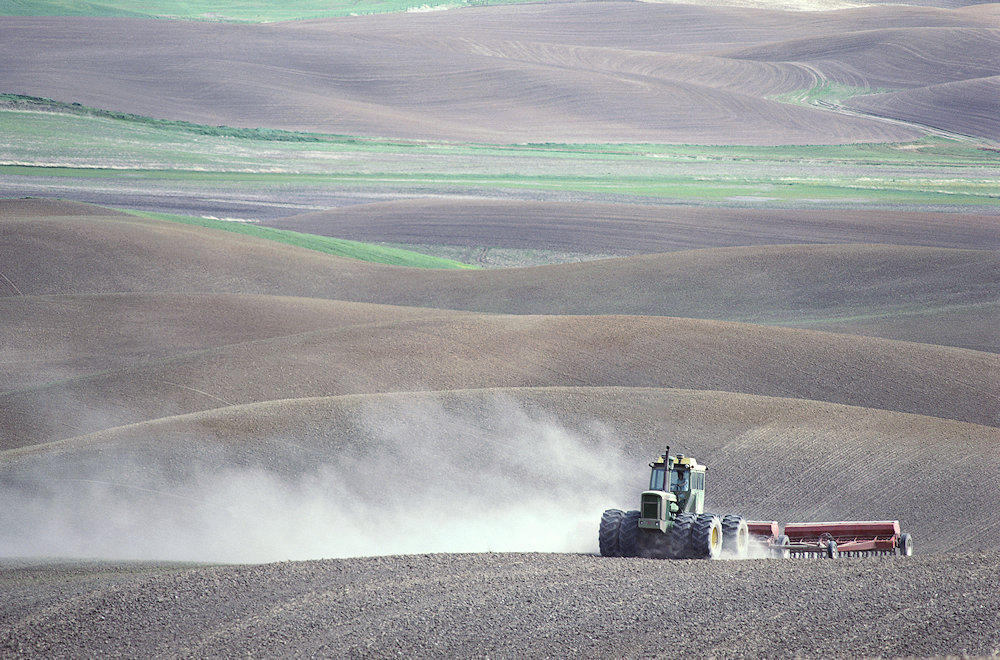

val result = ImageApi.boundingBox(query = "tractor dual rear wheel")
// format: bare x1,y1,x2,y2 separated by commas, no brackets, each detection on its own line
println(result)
690,513,724,559
721,515,749,558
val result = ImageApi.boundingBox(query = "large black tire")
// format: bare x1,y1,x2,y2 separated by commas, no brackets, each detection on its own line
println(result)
898,533,914,556
772,534,791,560
618,510,641,558
668,512,698,559
690,514,724,559
599,509,624,557
721,515,749,559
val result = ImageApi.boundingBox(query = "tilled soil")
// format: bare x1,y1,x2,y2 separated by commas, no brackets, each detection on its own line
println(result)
3,3,998,657
2,552,998,659
0,8,936,144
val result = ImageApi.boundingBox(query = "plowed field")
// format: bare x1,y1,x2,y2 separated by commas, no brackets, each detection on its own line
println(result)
2,2,998,143
2,1,999,657
2,195,998,657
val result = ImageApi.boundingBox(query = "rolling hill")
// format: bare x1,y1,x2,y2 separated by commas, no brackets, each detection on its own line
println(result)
5,387,997,559
2,1,999,656
4,200,998,351
3,202,998,529
4,2,997,143
269,199,1000,255
846,76,1000,141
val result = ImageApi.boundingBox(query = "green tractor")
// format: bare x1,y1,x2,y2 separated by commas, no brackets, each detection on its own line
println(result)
599,447,749,559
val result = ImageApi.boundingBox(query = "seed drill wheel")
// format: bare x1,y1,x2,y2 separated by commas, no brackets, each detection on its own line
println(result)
599,509,624,557
618,510,641,558
721,515,749,558
668,512,698,559
898,533,914,556
690,513,724,559
772,534,791,559
825,539,839,559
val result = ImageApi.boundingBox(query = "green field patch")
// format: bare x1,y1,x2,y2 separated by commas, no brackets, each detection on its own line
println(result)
126,210,477,270
5,164,986,207
771,81,895,107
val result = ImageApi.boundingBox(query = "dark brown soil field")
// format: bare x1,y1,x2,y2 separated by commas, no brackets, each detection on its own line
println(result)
845,75,1000,141
271,199,1000,254
2,2,999,656
2,195,999,657
3,552,999,659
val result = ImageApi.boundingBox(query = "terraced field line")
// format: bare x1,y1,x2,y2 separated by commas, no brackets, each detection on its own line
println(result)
0,270,23,296
155,380,235,406
793,63,992,145
18,477,207,503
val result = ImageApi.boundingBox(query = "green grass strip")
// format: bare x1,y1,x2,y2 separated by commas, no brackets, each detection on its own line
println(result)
126,210,478,270
0,94,325,142
3,96,996,211
3,94,996,164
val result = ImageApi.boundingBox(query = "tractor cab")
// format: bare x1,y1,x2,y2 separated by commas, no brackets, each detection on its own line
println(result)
649,453,704,499
649,457,689,493
639,449,708,532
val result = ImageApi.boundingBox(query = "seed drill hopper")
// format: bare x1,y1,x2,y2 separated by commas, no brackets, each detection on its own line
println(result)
754,520,913,558
599,447,913,560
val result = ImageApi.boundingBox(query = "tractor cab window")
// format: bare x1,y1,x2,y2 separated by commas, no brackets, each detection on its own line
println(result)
649,467,666,490
671,470,688,492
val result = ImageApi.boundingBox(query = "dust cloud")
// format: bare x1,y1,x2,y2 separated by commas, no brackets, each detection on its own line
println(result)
0,397,636,563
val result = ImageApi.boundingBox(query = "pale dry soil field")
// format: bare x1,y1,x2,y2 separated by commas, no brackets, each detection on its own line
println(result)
3,2,999,143
2,0,1000,657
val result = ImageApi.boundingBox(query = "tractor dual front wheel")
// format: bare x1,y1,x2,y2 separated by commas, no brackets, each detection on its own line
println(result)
668,512,698,558
599,509,624,557
618,510,641,558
